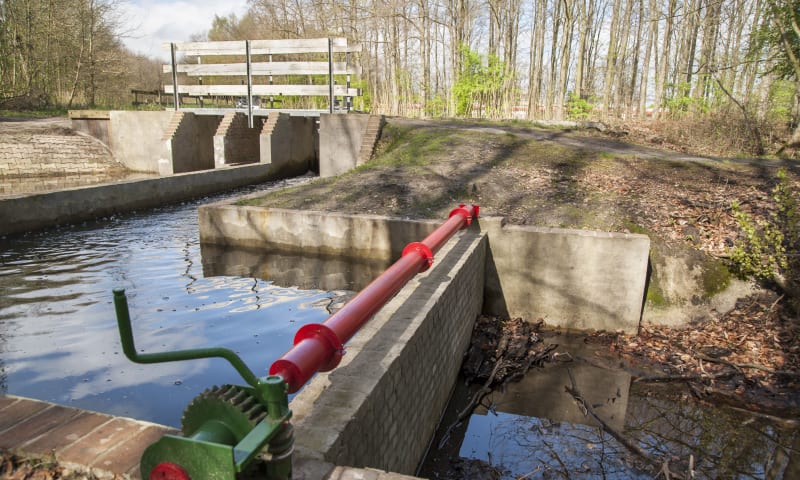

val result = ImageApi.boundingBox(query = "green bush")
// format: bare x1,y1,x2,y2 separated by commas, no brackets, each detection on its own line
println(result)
566,92,593,120
730,168,799,306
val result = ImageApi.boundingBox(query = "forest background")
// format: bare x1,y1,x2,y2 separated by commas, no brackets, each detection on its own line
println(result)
1,0,799,157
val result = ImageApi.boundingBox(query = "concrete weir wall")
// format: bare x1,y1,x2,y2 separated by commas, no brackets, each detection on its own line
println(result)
198,205,650,474
199,207,650,334
0,164,283,236
480,217,650,333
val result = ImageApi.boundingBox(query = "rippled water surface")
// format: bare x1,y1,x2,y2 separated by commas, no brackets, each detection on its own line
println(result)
0,178,354,427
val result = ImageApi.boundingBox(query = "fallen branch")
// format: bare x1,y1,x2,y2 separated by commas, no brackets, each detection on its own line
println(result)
696,353,800,378
565,368,683,478
438,359,505,449
634,370,736,383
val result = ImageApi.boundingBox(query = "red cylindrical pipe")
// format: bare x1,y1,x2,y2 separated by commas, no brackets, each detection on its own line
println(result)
324,253,424,343
269,204,478,393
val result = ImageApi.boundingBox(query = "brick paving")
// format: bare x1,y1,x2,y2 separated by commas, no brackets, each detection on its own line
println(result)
0,395,176,478
1,395,424,479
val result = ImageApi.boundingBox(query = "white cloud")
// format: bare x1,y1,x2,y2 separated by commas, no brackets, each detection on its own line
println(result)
119,0,249,60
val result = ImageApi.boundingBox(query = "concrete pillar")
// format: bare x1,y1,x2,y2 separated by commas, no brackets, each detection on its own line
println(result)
318,113,371,177
260,113,316,176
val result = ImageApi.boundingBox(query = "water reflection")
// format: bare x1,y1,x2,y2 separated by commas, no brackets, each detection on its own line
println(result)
201,244,391,292
0,177,348,427
421,334,798,479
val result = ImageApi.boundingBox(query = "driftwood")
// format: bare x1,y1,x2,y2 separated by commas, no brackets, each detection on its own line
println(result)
437,316,559,449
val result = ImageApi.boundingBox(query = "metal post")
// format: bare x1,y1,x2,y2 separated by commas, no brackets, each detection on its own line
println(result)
246,40,254,128
346,51,352,112
269,54,274,109
328,38,334,114
170,43,180,111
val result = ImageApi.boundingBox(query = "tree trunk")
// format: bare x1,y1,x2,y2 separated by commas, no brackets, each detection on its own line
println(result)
602,0,621,118
528,0,547,119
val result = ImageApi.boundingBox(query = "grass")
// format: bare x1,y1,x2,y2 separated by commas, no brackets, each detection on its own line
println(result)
0,108,68,118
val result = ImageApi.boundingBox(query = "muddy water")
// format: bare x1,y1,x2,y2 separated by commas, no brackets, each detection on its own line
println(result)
0,177,384,427
420,334,798,479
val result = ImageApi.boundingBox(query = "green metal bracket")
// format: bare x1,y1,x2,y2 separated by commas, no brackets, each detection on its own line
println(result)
113,288,262,389
112,289,293,479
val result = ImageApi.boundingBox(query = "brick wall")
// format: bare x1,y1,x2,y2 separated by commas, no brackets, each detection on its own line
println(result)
291,231,486,474
0,130,124,178
214,112,264,167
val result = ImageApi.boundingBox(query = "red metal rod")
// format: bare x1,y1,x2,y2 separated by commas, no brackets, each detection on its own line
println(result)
269,204,479,393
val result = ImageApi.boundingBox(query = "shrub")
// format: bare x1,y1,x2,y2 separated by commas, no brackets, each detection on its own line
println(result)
730,168,800,307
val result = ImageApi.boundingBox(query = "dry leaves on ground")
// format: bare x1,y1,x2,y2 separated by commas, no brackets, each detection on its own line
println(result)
591,292,800,415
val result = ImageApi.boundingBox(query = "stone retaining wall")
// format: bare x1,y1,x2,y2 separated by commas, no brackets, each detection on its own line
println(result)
0,130,123,178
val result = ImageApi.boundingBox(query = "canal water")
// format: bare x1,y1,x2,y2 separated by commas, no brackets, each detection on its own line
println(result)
0,177,386,427
420,334,799,480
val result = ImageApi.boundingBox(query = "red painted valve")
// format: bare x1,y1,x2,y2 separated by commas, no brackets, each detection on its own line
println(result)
150,462,191,480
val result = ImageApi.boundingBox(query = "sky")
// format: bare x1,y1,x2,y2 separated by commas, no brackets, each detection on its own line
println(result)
119,0,249,60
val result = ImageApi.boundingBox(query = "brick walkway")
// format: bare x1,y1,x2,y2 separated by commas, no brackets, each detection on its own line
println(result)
0,395,176,478
1,395,423,479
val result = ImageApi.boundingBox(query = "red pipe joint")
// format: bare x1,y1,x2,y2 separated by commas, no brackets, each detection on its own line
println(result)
269,204,479,393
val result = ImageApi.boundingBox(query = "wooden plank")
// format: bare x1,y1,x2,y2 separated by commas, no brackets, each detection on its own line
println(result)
163,62,361,76
164,84,361,97
163,38,362,56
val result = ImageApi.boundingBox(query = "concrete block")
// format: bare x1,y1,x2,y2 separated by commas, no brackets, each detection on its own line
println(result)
319,113,370,177
479,216,649,334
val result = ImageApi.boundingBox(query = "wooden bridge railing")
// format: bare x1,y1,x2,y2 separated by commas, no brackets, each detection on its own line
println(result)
162,38,362,125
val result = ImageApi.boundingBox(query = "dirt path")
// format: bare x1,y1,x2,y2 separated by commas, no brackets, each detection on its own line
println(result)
388,117,800,168
0,115,70,133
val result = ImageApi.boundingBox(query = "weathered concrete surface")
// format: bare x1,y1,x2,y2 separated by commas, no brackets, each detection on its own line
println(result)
319,113,371,177
107,111,173,173
261,113,318,176
213,112,265,167
479,217,650,334
1,117,121,178
70,110,111,146
166,113,220,174
642,242,760,326
199,206,441,261
0,164,284,236
290,230,486,474
199,208,650,334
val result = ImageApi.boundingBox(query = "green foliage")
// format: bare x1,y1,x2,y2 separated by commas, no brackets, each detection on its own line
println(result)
730,169,799,300
424,94,448,118
664,82,710,118
351,79,371,112
767,80,795,121
751,0,800,81
452,46,507,117
565,92,593,120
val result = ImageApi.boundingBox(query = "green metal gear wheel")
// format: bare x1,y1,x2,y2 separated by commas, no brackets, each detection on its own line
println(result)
181,384,267,443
